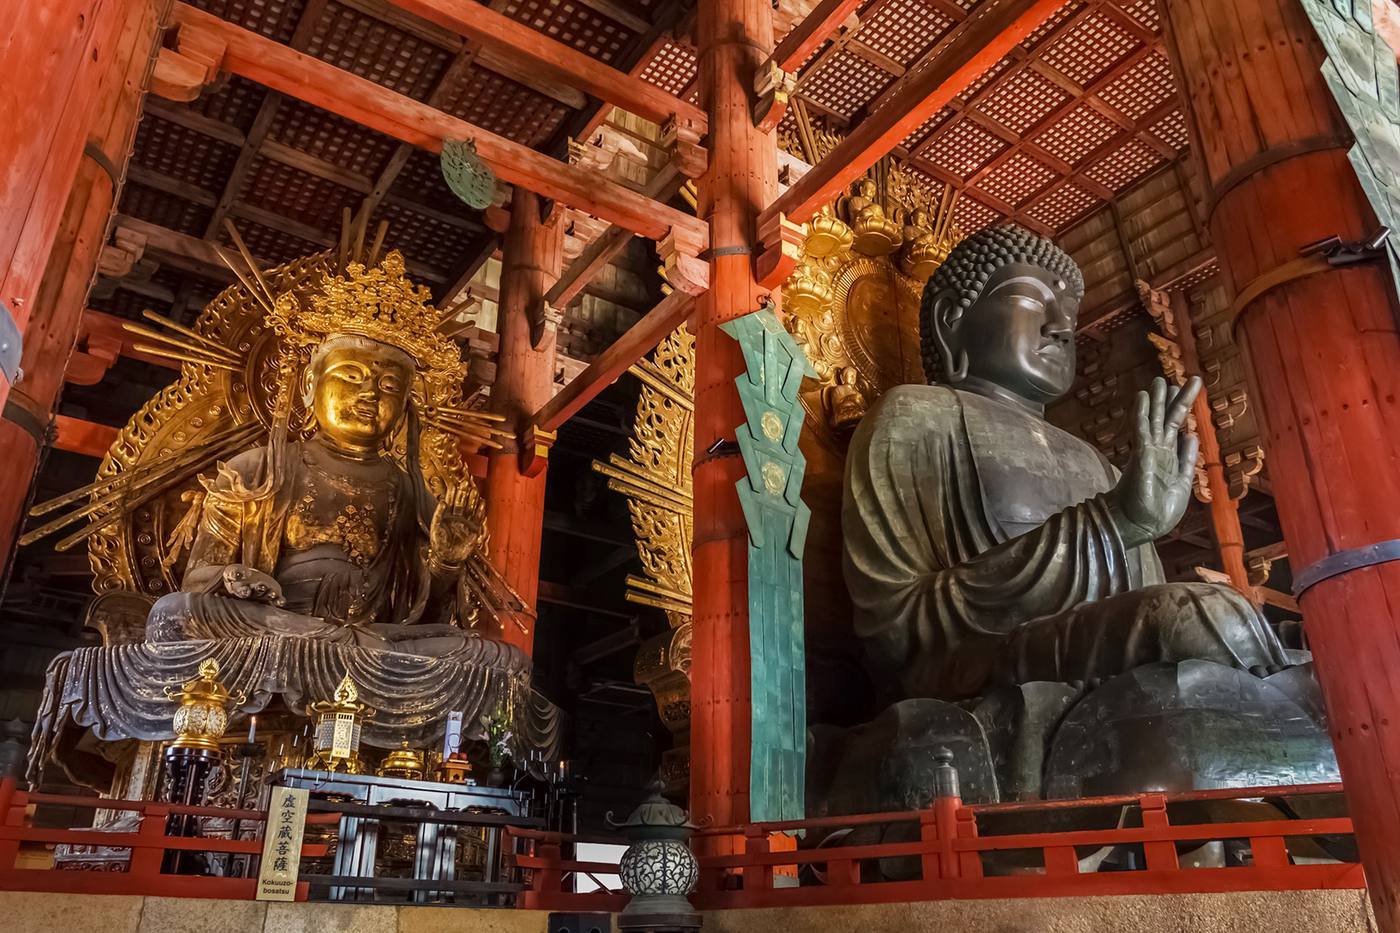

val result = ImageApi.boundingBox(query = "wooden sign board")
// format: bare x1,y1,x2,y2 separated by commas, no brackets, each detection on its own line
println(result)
257,786,309,901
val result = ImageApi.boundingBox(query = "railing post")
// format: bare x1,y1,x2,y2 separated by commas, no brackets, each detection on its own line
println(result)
931,747,962,880
743,826,774,891
128,804,170,886
538,841,563,898
0,777,22,870
1139,794,1179,871
1250,834,1290,869
955,807,982,879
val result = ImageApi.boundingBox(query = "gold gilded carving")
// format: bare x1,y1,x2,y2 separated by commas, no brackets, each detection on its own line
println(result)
27,221,511,614
776,125,961,439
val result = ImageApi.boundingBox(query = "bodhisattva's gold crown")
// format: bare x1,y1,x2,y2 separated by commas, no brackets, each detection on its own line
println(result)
270,250,467,398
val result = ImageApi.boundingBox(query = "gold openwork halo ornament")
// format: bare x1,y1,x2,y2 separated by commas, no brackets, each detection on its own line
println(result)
24,214,511,601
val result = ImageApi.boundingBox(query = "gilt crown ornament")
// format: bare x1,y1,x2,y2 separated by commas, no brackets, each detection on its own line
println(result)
268,250,468,400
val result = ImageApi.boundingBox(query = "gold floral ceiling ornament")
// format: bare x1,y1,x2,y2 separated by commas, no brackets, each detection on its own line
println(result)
24,211,511,601
777,116,963,439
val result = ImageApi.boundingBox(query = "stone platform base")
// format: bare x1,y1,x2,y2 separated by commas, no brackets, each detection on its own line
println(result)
0,889,1377,933
704,890,1377,933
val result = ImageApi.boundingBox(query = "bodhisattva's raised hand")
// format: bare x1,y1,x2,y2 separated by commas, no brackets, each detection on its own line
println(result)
428,484,483,572
1107,375,1202,549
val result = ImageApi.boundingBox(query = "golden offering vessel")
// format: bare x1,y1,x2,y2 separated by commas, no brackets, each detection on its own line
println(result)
377,742,427,781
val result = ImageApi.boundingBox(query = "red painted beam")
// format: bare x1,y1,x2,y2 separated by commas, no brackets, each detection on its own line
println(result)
770,0,864,72
384,0,707,131
169,2,708,248
53,415,117,458
758,0,1071,226
532,289,697,432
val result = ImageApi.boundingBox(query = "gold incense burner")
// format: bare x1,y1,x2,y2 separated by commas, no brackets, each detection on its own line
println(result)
165,658,244,751
377,742,427,781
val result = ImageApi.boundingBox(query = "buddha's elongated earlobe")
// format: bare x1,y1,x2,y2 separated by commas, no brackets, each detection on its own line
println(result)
931,292,968,384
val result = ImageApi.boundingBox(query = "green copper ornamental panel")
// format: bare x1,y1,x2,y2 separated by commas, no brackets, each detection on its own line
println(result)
720,303,818,824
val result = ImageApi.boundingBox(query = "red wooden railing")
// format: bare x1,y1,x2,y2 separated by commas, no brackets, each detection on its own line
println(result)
516,782,1364,911
0,777,330,900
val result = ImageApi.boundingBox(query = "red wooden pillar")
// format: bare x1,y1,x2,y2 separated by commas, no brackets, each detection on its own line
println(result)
1163,0,1400,924
1173,292,1253,596
689,0,779,842
0,0,130,408
0,0,158,574
482,188,562,655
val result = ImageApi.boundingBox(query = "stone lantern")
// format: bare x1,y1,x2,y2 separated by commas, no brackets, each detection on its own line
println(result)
608,779,701,932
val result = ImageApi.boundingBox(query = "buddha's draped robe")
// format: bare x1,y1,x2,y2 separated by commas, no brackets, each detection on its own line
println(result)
842,385,1286,702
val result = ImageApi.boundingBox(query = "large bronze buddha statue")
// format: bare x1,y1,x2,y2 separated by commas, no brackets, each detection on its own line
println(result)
811,225,1333,812
843,226,1286,701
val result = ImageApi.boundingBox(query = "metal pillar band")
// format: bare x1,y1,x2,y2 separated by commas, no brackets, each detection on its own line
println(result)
1293,538,1400,597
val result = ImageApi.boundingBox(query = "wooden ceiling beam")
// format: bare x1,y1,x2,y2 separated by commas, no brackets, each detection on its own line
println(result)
171,2,707,248
382,0,707,130
770,0,865,72
201,0,329,241
759,0,1072,227
54,416,119,459
532,287,698,433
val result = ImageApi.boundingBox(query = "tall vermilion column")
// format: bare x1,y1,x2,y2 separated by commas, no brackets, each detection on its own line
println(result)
690,0,779,838
1163,0,1400,924
482,188,562,655
0,0,159,575
0,0,129,410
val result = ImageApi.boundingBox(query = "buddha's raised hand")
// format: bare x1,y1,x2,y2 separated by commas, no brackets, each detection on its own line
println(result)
1108,375,1201,549
428,484,483,571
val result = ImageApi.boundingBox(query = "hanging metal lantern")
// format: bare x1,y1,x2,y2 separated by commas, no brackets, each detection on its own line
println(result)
607,779,701,931
304,673,373,774
440,138,497,209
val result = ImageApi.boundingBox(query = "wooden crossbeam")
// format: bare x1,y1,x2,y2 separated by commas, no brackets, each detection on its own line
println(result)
170,3,708,249
770,0,865,72
382,0,707,131
759,0,1071,227
54,416,119,459
547,164,684,310
532,288,698,432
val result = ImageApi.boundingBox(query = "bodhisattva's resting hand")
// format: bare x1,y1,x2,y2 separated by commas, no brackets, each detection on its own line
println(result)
221,564,286,606
1108,375,1202,549
427,485,483,573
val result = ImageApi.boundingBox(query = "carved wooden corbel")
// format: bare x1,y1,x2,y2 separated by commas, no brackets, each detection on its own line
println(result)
752,60,795,134
660,116,708,180
518,424,557,478
152,23,226,102
657,229,710,297
754,212,804,289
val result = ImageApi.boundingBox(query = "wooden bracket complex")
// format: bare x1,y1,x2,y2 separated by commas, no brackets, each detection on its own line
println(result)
153,22,227,101
661,116,709,180
754,212,804,289
658,228,710,297
752,61,796,134
519,425,557,478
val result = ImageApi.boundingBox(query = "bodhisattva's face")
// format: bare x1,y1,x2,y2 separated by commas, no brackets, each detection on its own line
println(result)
311,343,412,452
935,261,1079,405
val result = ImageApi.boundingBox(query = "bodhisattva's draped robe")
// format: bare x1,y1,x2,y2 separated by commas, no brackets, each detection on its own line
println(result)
842,385,1286,702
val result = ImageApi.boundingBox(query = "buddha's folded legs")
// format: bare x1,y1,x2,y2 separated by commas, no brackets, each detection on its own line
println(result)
997,582,1289,687
147,592,356,644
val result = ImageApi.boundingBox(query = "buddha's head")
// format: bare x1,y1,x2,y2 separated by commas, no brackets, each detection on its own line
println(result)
306,335,415,453
920,225,1085,407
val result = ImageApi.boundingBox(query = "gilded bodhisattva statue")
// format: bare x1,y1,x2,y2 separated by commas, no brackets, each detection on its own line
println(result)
147,335,484,657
